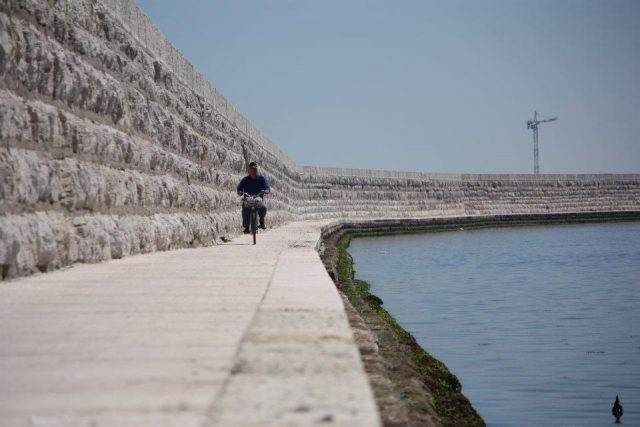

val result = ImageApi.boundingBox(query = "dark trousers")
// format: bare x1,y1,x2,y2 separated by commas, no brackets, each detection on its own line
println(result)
242,205,267,228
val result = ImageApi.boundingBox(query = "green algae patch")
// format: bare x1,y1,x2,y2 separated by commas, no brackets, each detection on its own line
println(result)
336,233,485,426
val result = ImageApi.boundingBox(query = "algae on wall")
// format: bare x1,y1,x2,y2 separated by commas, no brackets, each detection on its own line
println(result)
323,229,484,426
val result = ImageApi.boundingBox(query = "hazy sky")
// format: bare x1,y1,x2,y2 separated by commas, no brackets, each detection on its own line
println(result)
138,0,639,174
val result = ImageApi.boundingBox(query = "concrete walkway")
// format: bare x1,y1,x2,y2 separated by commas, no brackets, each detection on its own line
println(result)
0,221,380,426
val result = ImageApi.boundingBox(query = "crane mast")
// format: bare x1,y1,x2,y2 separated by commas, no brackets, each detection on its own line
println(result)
526,111,557,174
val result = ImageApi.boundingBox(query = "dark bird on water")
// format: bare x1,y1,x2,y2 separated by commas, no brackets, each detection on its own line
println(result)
612,395,623,423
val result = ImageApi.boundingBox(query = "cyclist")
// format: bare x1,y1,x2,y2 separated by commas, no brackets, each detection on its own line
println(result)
236,161,271,234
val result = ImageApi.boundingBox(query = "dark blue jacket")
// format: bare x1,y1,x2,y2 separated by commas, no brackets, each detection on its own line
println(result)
237,174,271,196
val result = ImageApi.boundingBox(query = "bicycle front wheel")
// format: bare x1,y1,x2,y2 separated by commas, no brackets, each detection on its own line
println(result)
250,209,257,245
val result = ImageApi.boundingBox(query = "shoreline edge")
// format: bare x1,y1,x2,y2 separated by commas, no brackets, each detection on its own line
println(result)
318,211,640,426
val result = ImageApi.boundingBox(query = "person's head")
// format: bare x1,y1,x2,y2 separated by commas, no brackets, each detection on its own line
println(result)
248,162,258,178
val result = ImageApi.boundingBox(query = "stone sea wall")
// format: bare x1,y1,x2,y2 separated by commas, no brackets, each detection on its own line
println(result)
1,0,639,280
302,167,640,219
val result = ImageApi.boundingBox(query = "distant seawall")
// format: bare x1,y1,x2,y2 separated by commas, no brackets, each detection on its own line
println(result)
1,0,639,279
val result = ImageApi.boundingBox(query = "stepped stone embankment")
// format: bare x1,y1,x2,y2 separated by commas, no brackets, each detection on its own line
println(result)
1,0,639,280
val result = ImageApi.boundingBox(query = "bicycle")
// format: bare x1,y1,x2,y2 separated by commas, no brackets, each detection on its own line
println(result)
241,192,264,245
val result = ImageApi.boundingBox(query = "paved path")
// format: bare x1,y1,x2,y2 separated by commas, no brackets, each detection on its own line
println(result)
0,221,380,426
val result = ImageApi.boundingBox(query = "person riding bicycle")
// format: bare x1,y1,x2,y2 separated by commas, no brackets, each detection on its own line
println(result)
236,161,271,234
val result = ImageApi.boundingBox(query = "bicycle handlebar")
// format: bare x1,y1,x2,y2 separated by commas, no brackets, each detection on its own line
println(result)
241,191,266,198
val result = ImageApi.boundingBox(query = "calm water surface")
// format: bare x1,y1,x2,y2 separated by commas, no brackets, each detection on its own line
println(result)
349,222,640,426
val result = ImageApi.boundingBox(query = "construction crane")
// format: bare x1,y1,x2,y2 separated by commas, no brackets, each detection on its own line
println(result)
526,111,557,174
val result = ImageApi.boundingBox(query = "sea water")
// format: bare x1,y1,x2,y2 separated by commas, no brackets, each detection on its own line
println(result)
349,222,640,426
